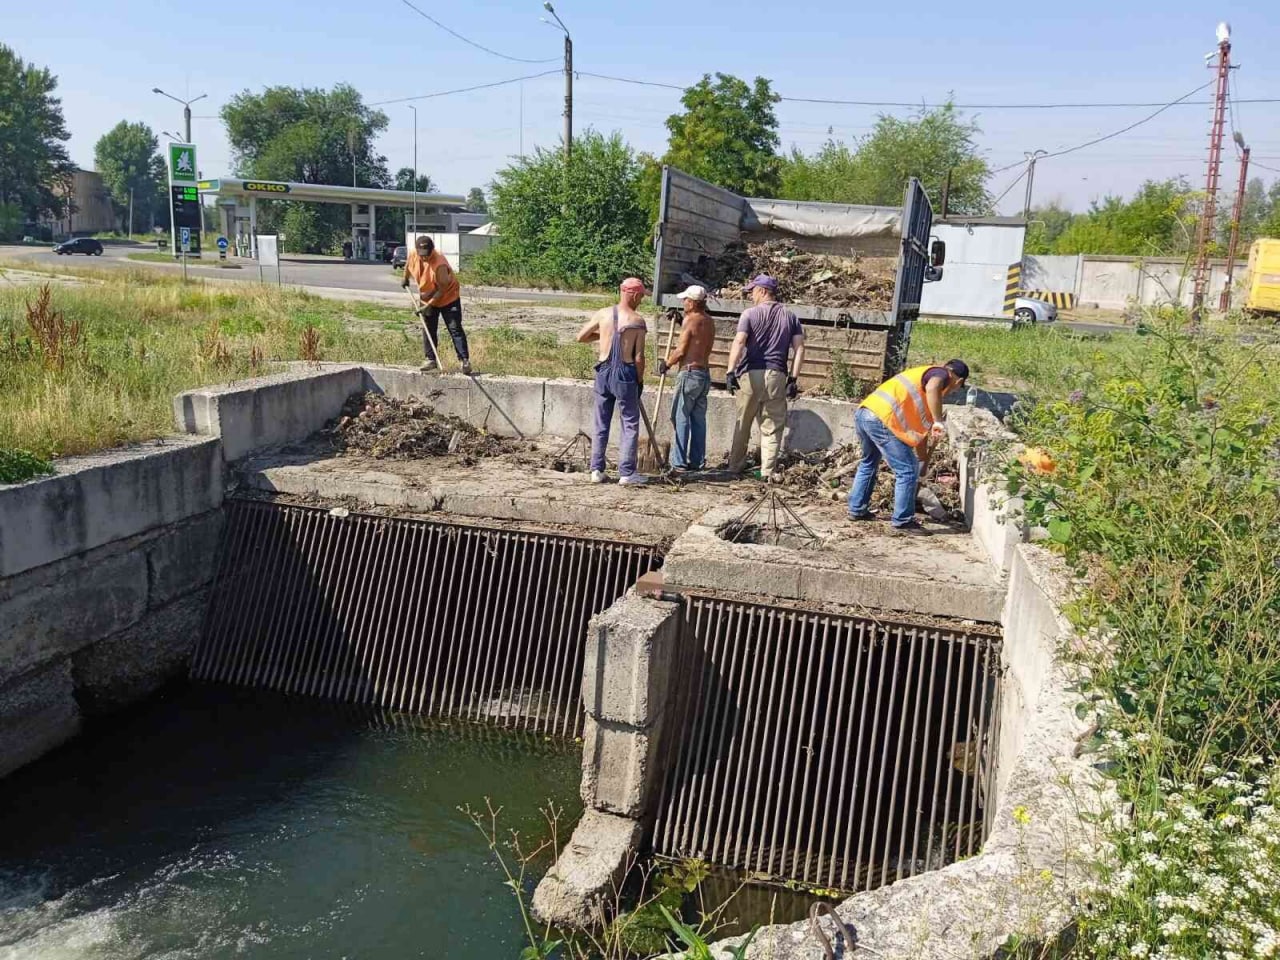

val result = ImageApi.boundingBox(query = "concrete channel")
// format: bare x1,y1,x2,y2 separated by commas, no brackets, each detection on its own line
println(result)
0,364,1105,958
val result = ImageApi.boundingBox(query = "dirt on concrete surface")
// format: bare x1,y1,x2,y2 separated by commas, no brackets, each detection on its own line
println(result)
690,240,896,310
330,393,530,463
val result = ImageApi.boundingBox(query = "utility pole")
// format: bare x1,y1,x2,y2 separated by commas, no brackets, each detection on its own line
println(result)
1191,23,1232,325
409,105,419,241
1219,136,1250,311
542,2,572,164
128,187,134,238
1022,150,1047,219
940,168,952,218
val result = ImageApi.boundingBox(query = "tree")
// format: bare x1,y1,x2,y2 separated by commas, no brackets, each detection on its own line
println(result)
663,73,781,197
466,187,488,214
0,44,75,237
471,130,649,289
1050,179,1196,257
94,121,166,233
779,103,990,214
395,166,435,193
1024,201,1076,254
221,84,390,252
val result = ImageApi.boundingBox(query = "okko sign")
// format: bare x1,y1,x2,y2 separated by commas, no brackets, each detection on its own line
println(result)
168,143,202,258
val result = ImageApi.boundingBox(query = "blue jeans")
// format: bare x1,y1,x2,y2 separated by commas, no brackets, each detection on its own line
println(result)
669,369,710,470
848,408,920,526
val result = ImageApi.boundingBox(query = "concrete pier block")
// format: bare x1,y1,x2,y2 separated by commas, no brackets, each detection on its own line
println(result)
581,595,680,728
144,511,224,607
579,716,658,819
531,810,642,929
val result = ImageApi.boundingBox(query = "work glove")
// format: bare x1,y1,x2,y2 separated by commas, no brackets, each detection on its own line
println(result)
725,371,740,395
930,421,946,441
401,277,410,289
657,358,670,376
786,376,799,400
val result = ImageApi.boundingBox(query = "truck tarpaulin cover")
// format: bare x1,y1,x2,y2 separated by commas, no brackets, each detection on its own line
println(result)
742,198,902,240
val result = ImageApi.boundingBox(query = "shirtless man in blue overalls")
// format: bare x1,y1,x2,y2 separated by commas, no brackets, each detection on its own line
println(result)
575,278,649,486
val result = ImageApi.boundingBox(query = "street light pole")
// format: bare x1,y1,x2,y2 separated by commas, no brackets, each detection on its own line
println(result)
409,105,419,242
152,88,207,142
542,3,572,163
1022,150,1048,219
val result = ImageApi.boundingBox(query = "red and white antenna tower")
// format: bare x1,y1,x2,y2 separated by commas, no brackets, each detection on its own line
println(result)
1190,22,1232,324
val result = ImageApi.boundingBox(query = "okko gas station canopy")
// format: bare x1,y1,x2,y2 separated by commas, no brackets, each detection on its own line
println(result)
197,177,467,261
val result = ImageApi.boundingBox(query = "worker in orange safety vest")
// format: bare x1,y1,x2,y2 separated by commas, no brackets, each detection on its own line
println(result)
846,359,969,534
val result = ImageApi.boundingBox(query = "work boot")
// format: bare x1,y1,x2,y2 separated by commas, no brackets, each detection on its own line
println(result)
590,470,606,484
419,358,438,373
846,511,878,522
891,519,931,537
618,474,648,487
461,360,473,375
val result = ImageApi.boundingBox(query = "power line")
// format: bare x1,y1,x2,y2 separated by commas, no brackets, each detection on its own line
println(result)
986,81,1216,174
396,0,557,64
990,167,1028,208
1252,159,1280,174
369,70,560,106
576,70,1279,110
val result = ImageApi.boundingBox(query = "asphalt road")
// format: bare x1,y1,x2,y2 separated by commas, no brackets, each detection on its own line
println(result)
0,242,1131,335
0,243,598,305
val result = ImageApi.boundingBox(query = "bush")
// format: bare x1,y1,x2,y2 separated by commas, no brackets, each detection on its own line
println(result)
470,131,650,290
1003,315,1280,956
0,448,55,484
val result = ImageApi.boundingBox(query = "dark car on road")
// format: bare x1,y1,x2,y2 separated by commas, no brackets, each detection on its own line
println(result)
391,245,408,270
53,237,104,256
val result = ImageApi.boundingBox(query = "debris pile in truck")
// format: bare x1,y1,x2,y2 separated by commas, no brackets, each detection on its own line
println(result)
691,239,897,310
330,393,523,463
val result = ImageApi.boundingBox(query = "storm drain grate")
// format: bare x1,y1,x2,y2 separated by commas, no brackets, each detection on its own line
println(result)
653,596,1002,893
192,499,662,736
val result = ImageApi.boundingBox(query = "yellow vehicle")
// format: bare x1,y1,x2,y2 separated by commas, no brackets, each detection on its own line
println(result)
1244,238,1280,316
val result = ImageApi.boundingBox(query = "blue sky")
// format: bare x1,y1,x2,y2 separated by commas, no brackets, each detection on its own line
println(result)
7,0,1280,213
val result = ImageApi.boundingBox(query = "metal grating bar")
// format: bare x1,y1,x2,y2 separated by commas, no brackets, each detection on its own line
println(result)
655,595,1002,894
192,500,661,736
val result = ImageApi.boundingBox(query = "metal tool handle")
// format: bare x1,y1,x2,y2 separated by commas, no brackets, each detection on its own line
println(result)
808,901,858,959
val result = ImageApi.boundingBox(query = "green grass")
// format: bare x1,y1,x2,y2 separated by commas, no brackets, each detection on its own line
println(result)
0,268,595,460
911,321,1144,395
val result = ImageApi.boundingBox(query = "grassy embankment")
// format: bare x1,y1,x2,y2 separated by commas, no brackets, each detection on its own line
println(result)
997,315,1280,958
0,266,597,472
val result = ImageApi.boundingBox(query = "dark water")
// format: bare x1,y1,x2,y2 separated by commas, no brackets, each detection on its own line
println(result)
0,685,581,959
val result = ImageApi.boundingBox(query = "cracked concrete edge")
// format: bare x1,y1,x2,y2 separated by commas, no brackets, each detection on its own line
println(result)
698,541,1111,960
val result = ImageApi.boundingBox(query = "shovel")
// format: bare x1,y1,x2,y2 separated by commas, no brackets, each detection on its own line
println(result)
405,288,445,372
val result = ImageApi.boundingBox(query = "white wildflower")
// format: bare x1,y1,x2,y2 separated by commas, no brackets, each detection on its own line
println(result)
1140,830,1159,844
1130,942,1150,958
1160,914,1189,937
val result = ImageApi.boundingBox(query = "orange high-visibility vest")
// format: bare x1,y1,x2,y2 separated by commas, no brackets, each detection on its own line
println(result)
408,248,460,307
860,365,942,447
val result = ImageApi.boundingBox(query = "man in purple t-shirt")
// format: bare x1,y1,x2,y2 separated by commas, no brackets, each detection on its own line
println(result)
725,275,806,478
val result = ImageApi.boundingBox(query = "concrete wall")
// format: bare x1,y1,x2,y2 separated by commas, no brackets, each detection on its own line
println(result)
1026,254,1248,310
363,366,858,459
0,442,225,778
175,365,366,462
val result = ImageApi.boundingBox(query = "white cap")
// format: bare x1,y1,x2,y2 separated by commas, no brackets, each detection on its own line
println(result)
675,284,707,301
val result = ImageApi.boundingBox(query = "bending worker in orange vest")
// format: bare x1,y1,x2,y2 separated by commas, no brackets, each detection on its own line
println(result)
401,235,472,375
847,359,969,534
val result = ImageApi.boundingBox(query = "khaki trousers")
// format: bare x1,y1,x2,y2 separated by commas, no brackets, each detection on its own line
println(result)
728,369,788,475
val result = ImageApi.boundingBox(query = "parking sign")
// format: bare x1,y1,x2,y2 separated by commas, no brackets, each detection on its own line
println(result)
180,227,191,252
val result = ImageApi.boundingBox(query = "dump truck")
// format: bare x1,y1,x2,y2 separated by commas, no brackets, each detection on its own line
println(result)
651,166,945,392
1244,238,1280,317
